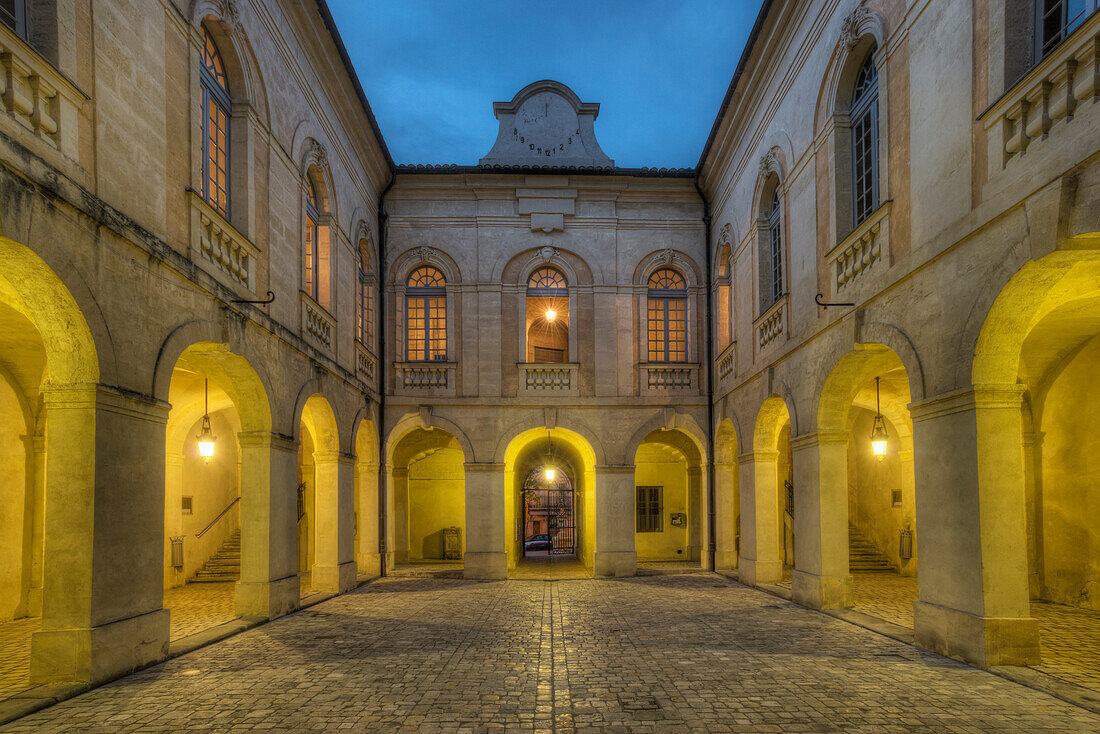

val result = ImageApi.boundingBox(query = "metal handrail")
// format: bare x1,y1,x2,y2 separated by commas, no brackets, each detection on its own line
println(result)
195,496,240,539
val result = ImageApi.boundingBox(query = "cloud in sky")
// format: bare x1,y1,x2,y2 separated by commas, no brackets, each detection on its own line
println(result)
327,0,764,168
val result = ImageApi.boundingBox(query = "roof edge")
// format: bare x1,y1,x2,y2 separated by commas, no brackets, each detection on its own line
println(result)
394,164,696,178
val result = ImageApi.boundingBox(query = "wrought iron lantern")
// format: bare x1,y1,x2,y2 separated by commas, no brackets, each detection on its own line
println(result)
870,376,888,461
544,308,557,323
196,378,216,462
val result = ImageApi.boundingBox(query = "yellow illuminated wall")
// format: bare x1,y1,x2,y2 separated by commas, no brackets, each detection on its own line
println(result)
407,448,465,560
633,443,688,561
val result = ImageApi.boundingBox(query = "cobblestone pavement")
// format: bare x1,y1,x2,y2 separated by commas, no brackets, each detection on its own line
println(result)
4,575,1099,732
852,571,918,629
0,619,39,701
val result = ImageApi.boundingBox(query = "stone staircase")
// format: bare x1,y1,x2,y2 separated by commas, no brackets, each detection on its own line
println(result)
848,524,894,573
191,530,241,583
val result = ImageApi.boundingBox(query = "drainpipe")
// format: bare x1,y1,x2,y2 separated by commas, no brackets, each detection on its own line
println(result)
694,173,716,572
377,171,396,578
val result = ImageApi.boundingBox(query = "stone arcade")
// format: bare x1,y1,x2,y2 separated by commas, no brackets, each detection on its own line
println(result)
0,0,1098,714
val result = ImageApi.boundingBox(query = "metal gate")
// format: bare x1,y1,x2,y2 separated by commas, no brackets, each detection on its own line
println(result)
545,489,574,555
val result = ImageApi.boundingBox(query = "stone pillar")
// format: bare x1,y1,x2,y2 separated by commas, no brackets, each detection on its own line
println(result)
909,386,1040,667
594,465,637,577
31,386,170,685
790,432,853,609
234,431,299,619
163,452,186,589
310,450,356,593
26,434,46,617
464,462,506,579
738,450,782,586
356,459,382,579
713,460,738,570
390,466,409,564
687,465,704,564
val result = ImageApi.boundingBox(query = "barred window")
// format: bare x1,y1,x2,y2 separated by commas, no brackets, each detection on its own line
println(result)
200,28,231,218
760,189,784,313
850,53,879,227
636,486,663,533
1,0,26,38
356,249,375,346
406,266,447,361
647,268,687,363
304,181,320,301
1036,0,1098,58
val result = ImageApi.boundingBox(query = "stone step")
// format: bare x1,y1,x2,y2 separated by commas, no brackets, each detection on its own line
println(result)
192,530,242,583
848,524,895,573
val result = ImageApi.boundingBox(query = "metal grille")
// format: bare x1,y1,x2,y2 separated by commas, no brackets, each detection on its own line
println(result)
763,190,783,309
851,54,879,227
647,268,687,363
784,480,794,518
547,490,574,554
1037,0,1097,58
636,486,663,533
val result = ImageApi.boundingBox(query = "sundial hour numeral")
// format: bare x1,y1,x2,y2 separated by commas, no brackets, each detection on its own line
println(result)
559,144,564,151
568,136,572,144
529,143,534,150
513,128,518,136
520,136,524,144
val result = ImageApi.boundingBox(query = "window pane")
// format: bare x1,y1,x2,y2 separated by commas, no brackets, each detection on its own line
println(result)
305,218,317,299
406,297,426,361
0,0,20,34
667,299,686,362
647,298,665,361
428,296,446,360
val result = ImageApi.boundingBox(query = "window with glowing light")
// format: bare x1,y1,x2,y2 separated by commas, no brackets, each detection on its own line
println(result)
647,268,687,363
304,174,332,309
200,27,231,218
526,266,569,363
850,52,879,228
406,266,447,361
356,241,375,347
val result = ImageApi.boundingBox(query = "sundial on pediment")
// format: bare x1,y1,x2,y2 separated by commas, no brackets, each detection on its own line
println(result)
479,80,614,168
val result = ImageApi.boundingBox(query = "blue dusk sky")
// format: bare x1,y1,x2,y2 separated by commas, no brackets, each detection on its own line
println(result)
326,0,765,169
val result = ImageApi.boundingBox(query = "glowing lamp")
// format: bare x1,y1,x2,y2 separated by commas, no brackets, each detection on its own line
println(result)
545,309,557,322
544,466,556,482
870,376,887,461
196,378,216,463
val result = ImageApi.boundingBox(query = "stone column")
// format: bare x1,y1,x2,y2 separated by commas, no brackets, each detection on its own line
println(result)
738,450,782,586
390,466,409,564
26,434,46,617
790,431,853,609
356,459,382,579
463,462,506,579
234,431,299,619
713,460,738,570
32,386,170,685
311,450,356,593
163,451,186,589
909,386,1040,667
594,465,637,577
687,465,704,564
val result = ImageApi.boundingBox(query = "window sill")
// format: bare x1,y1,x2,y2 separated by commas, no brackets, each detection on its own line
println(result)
826,200,892,291
190,191,261,296
753,295,788,351
300,291,335,354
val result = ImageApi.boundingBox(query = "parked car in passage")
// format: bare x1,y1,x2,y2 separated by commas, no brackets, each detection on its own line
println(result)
524,534,552,552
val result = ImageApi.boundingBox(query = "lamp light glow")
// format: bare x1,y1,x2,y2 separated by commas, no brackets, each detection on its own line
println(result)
544,466,556,482
870,376,887,461
545,309,557,322
196,378,216,463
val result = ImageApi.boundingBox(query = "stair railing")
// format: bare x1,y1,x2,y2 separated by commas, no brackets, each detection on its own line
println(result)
195,496,241,539
783,480,794,518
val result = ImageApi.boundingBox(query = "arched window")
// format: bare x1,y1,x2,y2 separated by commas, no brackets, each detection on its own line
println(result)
760,187,784,313
647,268,687,363
850,52,879,227
526,267,569,363
200,27,231,218
356,244,375,347
406,266,447,361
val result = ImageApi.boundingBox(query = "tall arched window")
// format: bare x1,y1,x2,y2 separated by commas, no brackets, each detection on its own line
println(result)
406,266,447,361
647,268,687,363
850,52,879,227
356,243,375,347
526,267,569,363
200,27,231,218
760,188,784,313
303,175,332,309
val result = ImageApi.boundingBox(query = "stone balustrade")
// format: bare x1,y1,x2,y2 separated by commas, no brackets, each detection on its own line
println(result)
300,291,335,352
518,363,579,396
395,362,455,392
756,299,785,349
189,192,260,294
985,12,1099,166
0,24,83,159
717,342,737,379
356,342,377,384
641,363,698,392
828,202,891,291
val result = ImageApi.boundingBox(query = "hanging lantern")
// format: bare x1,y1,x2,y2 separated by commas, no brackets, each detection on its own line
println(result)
543,429,556,482
870,376,887,461
544,466,556,482
544,308,557,323
196,378,216,462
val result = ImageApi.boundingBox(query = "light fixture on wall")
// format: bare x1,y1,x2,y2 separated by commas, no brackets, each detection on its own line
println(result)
544,429,556,482
870,376,888,461
196,378,216,463
544,308,557,323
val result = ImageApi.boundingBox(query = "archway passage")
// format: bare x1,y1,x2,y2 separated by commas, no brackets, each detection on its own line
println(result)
972,254,1100,691
813,344,918,623
521,467,575,558
633,429,707,574
388,427,466,577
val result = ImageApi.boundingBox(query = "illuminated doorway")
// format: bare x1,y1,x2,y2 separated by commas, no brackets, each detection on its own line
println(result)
521,466,574,558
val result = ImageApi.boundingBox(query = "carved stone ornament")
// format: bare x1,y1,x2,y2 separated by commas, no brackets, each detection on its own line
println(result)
718,223,732,247
414,247,434,263
841,6,871,49
536,246,559,263
216,0,243,35
759,149,779,176
308,139,329,171
658,249,675,265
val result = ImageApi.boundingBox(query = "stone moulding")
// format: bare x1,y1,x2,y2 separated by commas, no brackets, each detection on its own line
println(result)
983,12,1099,166
518,363,579,396
827,201,892,290
755,297,786,350
641,363,698,393
300,291,335,353
189,191,260,295
0,23,84,159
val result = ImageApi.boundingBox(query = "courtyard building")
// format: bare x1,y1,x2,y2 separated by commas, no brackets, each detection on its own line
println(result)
0,0,1098,721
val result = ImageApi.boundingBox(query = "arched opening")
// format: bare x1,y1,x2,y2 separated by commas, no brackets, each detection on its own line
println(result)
163,343,270,640
526,267,569,363
714,419,740,570
814,344,917,620
633,429,706,572
303,169,332,310
757,175,784,316
389,427,466,572
504,427,597,577
0,236,99,690
969,251,1100,675
296,394,345,598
